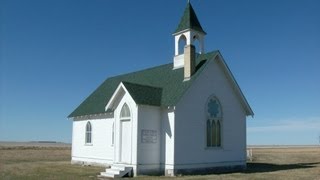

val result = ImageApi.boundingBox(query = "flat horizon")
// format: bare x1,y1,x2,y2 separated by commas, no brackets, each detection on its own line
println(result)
1,141,319,147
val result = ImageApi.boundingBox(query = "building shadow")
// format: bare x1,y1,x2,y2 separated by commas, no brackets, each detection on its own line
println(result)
243,162,320,174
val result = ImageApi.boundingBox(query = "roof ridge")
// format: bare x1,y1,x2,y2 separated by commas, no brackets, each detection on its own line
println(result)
105,49,220,82
68,51,220,118
108,63,172,80
122,81,163,89
109,50,219,81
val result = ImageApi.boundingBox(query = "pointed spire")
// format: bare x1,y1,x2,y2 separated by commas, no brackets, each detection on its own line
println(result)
174,1,206,34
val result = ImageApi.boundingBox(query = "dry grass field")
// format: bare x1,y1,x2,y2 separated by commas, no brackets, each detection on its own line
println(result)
0,144,319,180
0,146,102,180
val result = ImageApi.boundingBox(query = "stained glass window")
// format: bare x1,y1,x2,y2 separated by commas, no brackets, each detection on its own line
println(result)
206,96,222,148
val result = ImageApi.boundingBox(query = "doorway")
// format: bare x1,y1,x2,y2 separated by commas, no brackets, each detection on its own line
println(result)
119,103,132,164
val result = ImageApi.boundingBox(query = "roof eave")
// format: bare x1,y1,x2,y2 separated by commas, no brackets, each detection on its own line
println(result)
172,28,207,36
105,82,128,111
215,52,254,117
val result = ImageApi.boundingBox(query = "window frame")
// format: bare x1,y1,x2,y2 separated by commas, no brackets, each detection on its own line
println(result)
120,103,131,119
205,95,223,149
85,121,93,145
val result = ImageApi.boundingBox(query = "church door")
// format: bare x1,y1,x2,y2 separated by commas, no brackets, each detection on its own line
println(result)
119,103,132,164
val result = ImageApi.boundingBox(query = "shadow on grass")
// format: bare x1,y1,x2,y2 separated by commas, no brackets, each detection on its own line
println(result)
243,162,320,174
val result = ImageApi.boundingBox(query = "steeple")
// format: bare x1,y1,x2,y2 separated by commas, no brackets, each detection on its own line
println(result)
173,1,206,77
174,2,206,35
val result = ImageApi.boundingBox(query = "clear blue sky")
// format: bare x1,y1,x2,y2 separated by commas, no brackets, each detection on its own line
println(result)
1,0,319,145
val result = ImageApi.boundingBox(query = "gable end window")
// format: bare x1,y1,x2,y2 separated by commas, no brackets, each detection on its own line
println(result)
206,96,222,147
120,103,131,119
85,121,92,144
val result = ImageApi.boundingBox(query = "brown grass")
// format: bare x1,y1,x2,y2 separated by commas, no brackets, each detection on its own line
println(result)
0,146,103,180
0,146,319,179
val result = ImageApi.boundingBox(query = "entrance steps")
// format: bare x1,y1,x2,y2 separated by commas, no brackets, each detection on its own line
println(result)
99,164,133,178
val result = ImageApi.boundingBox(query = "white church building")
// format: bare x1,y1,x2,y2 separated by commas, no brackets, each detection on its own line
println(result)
68,2,253,178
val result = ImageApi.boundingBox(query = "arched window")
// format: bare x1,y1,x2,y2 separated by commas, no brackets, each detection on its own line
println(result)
206,96,222,147
120,103,131,119
178,35,187,55
192,35,200,54
85,121,92,144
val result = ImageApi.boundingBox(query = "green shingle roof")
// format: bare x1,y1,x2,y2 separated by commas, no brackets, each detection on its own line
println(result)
174,2,206,34
122,82,163,107
68,51,218,118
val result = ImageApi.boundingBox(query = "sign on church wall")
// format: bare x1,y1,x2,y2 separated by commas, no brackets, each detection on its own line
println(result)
141,129,157,143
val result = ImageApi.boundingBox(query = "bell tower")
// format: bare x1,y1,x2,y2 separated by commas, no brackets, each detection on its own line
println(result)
173,1,206,71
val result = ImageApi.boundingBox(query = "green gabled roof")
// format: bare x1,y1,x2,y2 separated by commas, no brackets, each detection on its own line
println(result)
174,2,206,34
122,82,163,107
68,51,218,118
